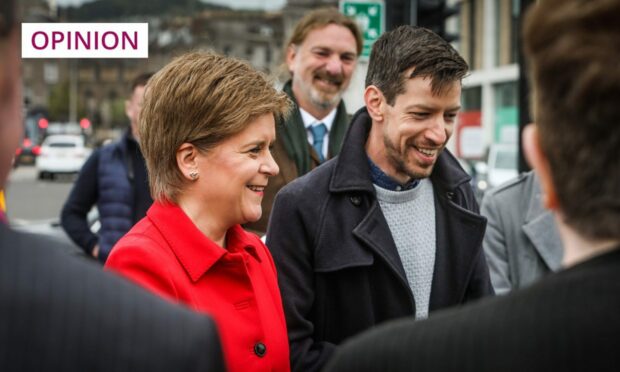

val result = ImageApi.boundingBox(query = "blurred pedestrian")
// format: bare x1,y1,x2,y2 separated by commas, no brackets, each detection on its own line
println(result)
61,72,153,263
482,170,563,294
266,25,493,372
244,7,362,234
0,1,224,370
324,1,620,371
105,52,292,372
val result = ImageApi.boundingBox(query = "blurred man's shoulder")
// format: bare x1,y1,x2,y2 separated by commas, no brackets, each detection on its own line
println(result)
1,223,115,286
484,171,534,200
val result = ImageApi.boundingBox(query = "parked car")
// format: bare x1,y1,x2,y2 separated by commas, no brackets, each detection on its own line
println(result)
486,143,519,189
14,137,41,166
35,135,92,180
14,112,47,167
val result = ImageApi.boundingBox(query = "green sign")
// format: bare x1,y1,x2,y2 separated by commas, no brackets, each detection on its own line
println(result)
495,106,518,143
340,0,385,59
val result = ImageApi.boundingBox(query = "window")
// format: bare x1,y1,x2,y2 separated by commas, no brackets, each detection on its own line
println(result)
494,0,520,66
493,82,518,143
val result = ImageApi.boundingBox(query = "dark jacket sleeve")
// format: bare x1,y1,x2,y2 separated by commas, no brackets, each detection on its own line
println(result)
60,149,100,255
460,182,495,299
266,186,336,372
466,247,495,300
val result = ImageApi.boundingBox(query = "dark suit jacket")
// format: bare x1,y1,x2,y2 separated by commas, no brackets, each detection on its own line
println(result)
244,81,350,234
0,223,225,372
324,248,620,372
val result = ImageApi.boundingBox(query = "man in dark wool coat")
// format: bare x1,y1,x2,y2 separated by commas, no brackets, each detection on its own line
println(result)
267,22,493,372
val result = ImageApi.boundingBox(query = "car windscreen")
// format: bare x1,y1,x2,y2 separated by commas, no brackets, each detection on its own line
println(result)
48,142,77,148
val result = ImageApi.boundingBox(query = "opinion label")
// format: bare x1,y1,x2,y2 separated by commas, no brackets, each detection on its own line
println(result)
22,23,148,58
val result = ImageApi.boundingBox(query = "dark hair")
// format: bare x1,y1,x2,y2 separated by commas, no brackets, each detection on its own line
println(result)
365,26,468,105
286,7,363,56
523,0,620,241
0,0,15,38
130,72,154,94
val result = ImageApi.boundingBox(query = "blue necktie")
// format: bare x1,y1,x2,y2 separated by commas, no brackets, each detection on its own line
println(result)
309,123,327,162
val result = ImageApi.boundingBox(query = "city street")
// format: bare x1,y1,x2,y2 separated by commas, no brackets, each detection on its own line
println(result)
5,165,75,223
4,165,85,256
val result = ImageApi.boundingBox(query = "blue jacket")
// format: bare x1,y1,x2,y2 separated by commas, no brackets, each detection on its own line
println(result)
95,137,134,261
61,131,152,262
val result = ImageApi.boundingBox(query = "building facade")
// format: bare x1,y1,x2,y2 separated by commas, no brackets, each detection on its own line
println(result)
454,0,520,163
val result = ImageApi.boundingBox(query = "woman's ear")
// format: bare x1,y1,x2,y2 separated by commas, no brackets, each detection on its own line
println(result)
176,143,199,181
364,85,385,124
523,124,559,210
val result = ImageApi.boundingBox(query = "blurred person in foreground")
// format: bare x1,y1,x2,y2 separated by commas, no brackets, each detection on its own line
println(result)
61,73,154,263
0,1,224,371
244,7,362,234
325,1,620,371
267,25,493,372
482,170,563,294
105,52,292,372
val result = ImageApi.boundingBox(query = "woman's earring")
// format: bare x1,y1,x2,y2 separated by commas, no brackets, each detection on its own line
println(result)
189,171,199,180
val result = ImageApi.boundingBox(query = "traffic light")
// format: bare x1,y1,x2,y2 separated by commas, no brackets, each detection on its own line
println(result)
79,118,91,129
38,117,49,129
385,0,410,31
417,0,460,42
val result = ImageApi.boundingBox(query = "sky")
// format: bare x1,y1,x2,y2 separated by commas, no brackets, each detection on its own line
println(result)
53,0,287,11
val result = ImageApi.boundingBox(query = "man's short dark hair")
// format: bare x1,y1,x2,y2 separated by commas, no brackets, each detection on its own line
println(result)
523,0,620,241
365,26,468,105
130,72,154,94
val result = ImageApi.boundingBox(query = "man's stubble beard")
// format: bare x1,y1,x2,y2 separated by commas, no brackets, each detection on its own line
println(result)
383,132,445,181
295,69,347,113
309,87,343,111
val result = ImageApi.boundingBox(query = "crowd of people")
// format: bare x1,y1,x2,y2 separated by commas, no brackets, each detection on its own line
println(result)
1,0,619,371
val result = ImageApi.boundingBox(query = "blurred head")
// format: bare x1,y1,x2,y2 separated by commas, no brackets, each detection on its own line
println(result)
140,52,291,225
285,8,362,118
0,0,21,190
125,72,152,140
364,26,468,183
523,0,620,241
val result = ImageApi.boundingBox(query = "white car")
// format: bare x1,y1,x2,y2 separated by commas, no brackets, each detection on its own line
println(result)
36,135,92,179
486,143,519,188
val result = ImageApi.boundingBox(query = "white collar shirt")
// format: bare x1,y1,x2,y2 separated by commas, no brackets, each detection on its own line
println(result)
299,107,337,160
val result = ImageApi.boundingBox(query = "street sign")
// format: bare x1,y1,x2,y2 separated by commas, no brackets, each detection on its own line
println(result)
340,0,385,59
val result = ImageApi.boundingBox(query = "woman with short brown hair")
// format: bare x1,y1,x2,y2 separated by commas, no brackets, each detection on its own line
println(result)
106,51,291,372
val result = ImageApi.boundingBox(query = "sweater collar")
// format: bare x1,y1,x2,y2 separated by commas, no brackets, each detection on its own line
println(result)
147,201,261,282
329,107,471,194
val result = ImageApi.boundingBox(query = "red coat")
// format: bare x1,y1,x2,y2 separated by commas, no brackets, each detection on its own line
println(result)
105,201,290,372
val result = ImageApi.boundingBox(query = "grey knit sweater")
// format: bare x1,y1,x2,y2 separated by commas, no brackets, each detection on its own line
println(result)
374,178,436,319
